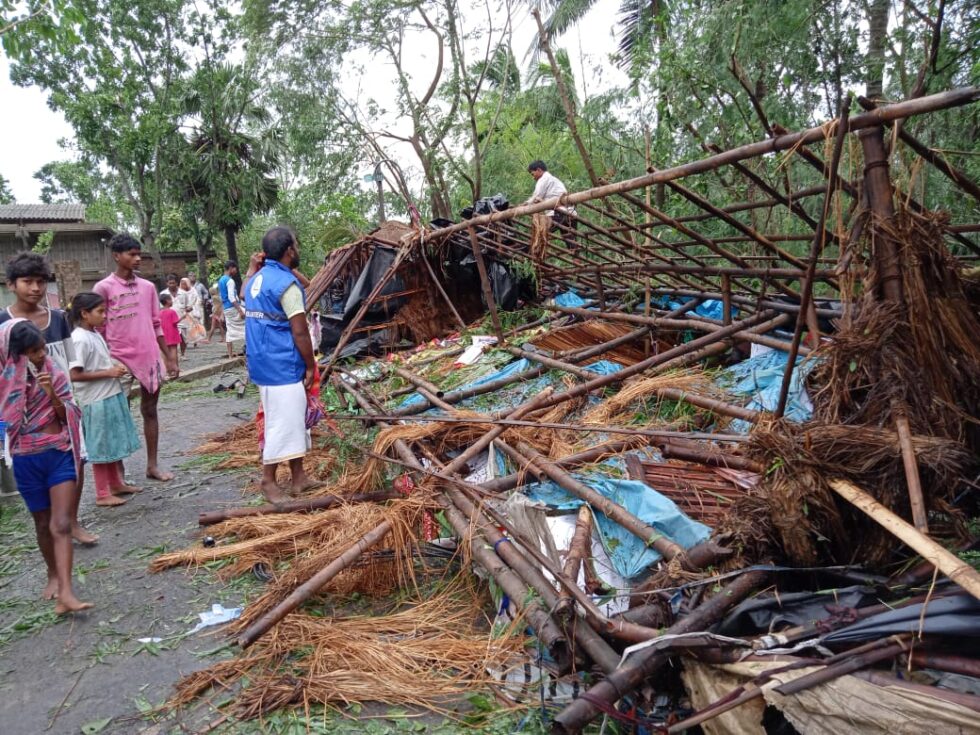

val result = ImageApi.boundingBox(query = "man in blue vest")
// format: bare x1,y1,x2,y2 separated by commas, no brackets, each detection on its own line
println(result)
243,227,316,503
217,260,245,358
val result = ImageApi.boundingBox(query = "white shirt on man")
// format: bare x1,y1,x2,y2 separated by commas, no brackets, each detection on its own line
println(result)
528,171,574,216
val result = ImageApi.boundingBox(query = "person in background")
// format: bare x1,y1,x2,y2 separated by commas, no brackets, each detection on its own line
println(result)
94,233,178,482
68,292,142,507
160,273,179,301
188,272,212,332
526,160,578,250
175,278,202,352
242,227,317,503
206,286,224,343
218,260,245,358
159,293,181,366
1,252,98,545
0,319,92,614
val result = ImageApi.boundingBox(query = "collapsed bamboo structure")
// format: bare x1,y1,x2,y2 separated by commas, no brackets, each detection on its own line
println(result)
155,88,980,731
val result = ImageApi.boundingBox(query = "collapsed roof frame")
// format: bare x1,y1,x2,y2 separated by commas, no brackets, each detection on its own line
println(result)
318,87,978,379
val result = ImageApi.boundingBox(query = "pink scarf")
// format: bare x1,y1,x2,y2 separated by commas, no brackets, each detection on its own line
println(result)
0,319,84,470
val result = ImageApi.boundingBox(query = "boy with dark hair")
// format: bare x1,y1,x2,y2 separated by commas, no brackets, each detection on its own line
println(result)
94,233,179,482
2,251,98,545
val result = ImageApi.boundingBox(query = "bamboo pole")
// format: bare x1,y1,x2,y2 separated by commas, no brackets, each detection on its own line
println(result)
552,569,771,734
441,487,621,673
556,506,593,622
439,498,571,670
775,96,849,417
335,375,578,668
198,491,399,526
331,413,748,443
323,243,412,373
467,226,504,342
894,411,929,533
515,442,725,571
857,96,980,202
238,519,394,648
828,479,980,601
441,387,556,476
423,88,977,243
420,251,467,331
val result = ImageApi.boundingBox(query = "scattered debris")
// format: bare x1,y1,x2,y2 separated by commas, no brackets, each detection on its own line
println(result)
154,90,980,732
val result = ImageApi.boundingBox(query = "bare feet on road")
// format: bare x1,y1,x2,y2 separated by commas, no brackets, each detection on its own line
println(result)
41,578,59,600
260,480,288,505
71,524,99,545
97,495,128,507
111,482,142,495
145,467,175,482
55,593,94,615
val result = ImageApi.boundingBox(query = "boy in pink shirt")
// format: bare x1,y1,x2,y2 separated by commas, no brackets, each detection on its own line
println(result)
93,234,179,481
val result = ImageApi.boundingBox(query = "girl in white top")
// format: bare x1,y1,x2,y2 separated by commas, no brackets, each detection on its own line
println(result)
68,292,142,507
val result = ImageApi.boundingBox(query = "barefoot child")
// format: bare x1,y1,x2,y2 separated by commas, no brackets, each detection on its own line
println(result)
160,293,181,367
0,319,92,614
69,293,142,507
2,252,98,545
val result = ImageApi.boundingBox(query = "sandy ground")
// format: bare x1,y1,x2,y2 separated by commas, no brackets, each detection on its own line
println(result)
0,340,261,735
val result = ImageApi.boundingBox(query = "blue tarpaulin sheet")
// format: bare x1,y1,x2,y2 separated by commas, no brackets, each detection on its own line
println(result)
718,349,816,432
657,297,737,322
526,476,711,579
553,291,587,307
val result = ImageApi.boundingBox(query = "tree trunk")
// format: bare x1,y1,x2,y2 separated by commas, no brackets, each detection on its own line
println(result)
866,0,889,100
224,224,239,265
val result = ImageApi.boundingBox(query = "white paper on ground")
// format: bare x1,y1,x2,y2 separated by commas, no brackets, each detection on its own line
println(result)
454,335,498,366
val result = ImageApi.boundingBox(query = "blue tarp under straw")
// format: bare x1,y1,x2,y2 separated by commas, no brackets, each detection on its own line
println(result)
526,476,711,579
657,296,737,322
553,290,588,308
401,356,626,413
718,349,816,433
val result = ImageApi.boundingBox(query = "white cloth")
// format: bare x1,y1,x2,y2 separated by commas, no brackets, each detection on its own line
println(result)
69,328,124,407
528,171,574,216
224,308,245,345
175,287,202,324
259,382,310,464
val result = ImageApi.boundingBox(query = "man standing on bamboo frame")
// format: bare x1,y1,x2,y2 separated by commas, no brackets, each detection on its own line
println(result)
527,160,578,252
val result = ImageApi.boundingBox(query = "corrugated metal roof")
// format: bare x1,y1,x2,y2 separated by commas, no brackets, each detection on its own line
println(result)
0,204,86,223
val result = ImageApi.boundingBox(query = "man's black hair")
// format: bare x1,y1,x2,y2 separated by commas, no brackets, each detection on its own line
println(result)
224,260,238,271
261,226,297,261
107,232,142,253
9,320,45,358
166,273,178,282
69,291,105,325
527,160,547,172
5,251,54,284
160,293,173,306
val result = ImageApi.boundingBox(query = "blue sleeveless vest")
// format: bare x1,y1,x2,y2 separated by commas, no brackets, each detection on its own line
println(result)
244,260,306,386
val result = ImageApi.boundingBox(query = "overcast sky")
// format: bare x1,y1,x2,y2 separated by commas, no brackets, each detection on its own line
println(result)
0,55,76,201
0,3,626,204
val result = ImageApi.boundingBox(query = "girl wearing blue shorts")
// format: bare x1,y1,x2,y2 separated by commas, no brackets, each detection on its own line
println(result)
0,319,92,614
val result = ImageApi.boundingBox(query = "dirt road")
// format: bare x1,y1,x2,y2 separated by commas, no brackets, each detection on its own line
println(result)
0,342,260,735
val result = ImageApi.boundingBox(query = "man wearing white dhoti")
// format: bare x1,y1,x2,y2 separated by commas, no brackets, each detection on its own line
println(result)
243,227,317,504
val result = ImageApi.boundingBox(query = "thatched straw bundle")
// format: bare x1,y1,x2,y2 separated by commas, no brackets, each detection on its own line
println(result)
171,583,524,718
580,368,722,426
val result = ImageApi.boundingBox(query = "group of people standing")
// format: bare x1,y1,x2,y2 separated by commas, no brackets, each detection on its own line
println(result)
1,226,318,615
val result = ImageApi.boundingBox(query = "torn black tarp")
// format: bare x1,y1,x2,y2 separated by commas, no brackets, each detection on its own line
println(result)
716,585,881,637
822,593,980,643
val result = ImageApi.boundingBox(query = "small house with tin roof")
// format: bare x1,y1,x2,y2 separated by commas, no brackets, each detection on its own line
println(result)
0,204,114,306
